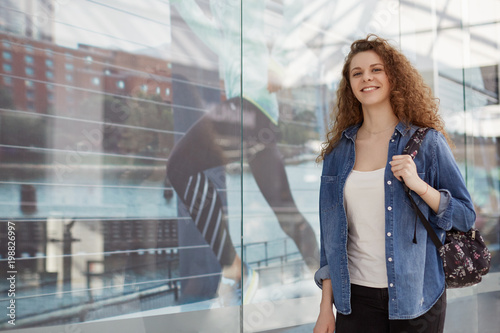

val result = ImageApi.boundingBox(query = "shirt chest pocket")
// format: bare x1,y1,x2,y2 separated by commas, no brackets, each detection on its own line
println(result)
320,175,341,212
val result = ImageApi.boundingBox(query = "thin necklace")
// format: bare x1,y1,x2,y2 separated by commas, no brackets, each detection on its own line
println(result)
361,121,398,135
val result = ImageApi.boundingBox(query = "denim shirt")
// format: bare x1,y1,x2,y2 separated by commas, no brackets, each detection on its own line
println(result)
314,122,476,319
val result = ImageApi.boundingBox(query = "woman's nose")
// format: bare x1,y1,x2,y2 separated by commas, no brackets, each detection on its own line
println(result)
362,72,373,81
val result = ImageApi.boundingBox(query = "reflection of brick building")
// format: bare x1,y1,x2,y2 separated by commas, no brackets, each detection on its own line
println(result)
0,31,177,309
0,33,173,115
102,218,179,290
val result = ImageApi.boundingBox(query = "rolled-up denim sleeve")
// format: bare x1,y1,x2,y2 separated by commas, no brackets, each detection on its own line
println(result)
314,265,331,289
436,190,451,217
430,132,476,232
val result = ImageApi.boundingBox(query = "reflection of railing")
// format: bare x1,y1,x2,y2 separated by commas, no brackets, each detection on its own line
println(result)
85,253,180,302
240,238,296,266
0,250,182,329
0,233,307,328
237,237,307,285
0,281,181,329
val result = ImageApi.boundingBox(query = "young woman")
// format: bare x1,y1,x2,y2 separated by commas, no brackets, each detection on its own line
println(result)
313,35,476,332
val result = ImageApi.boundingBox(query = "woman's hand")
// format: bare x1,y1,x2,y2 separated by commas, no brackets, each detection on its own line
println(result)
313,307,335,333
314,279,335,333
390,154,441,213
389,155,427,194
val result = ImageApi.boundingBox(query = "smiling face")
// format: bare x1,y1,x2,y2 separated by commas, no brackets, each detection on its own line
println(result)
349,50,391,110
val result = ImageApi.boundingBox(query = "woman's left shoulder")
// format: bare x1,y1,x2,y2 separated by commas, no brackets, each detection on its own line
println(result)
409,125,446,145
412,126,455,164
406,126,450,159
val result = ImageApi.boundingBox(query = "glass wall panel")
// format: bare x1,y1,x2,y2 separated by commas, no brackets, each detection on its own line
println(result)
0,1,499,332
460,2,500,332
0,0,241,331
240,2,322,330
407,1,500,332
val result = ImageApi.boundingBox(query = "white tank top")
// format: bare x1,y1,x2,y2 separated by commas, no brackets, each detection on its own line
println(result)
344,167,388,288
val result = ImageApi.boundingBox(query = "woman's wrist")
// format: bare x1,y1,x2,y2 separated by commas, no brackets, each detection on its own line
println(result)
320,301,334,312
413,180,429,197
320,293,333,307
319,292,333,309
417,183,429,196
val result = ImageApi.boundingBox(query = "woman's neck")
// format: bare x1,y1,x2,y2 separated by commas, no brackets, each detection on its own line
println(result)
360,104,399,135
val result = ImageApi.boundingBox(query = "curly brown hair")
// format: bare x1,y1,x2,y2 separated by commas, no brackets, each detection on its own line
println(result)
318,34,451,161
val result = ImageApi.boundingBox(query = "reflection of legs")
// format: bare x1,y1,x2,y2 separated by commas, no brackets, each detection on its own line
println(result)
248,143,320,272
166,114,238,273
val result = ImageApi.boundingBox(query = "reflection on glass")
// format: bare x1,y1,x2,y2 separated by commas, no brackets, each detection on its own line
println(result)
166,0,320,310
0,0,498,332
0,0,176,328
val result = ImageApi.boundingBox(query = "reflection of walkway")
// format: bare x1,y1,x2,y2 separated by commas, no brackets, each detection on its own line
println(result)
445,273,500,332
8,273,500,332
0,239,313,328
0,160,321,328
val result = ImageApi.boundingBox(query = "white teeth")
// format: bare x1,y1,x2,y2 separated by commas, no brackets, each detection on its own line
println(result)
362,87,377,92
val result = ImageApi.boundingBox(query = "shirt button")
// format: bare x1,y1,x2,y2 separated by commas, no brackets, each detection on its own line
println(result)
387,232,392,237
388,257,393,262
391,139,395,142
387,180,392,185
390,283,394,287
387,206,392,211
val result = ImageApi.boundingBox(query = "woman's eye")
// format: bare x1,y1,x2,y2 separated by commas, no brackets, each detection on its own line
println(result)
353,72,361,77
373,68,382,72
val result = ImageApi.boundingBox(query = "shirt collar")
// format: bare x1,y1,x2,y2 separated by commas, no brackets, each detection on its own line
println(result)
396,122,411,136
342,123,361,141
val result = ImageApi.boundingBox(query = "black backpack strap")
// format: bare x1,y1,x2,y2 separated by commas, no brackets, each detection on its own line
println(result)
402,127,431,158
401,127,431,194
402,128,443,249
405,184,444,249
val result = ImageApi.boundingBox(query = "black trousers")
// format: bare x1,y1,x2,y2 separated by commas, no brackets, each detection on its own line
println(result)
336,284,446,333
